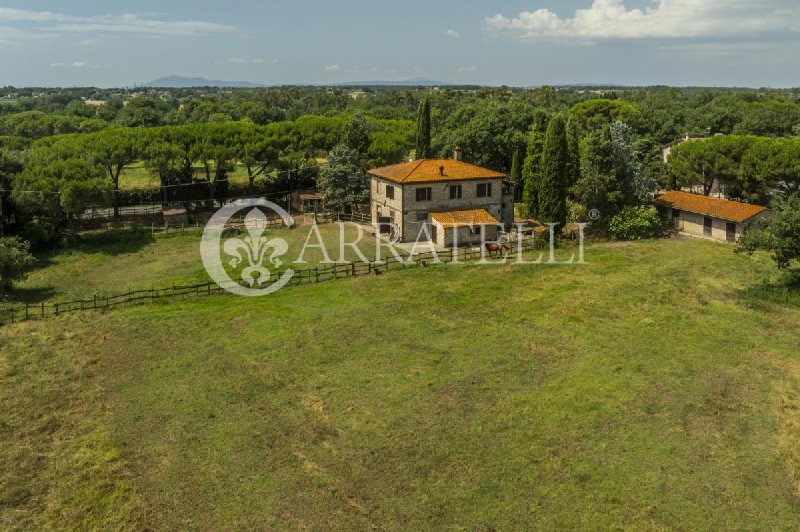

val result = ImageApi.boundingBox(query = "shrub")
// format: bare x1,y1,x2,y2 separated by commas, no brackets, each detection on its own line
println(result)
21,216,59,250
0,236,36,293
608,206,663,241
567,200,589,224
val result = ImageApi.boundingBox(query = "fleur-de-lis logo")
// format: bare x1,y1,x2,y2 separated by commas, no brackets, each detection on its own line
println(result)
224,209,289,287
201,199,295,297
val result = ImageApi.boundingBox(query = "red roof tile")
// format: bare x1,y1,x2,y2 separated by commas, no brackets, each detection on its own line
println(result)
369,159,505,184
431,208,499,229
653,191,767,223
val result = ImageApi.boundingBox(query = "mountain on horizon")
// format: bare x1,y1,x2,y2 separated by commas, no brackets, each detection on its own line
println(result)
142,76,265,88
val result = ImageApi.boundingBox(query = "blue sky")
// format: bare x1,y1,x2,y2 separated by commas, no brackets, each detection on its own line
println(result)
1,0,799,88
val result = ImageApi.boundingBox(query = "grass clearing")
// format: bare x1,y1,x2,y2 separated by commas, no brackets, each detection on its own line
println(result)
2,222,381,309
1,237,799,528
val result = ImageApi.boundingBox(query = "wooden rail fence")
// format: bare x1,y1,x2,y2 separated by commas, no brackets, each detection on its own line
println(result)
0,243,543,327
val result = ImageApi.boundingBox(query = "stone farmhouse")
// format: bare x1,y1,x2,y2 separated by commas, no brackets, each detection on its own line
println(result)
653,191,769,243
369,150,515,247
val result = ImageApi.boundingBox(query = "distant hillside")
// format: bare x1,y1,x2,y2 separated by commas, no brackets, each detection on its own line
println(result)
143,76,265,88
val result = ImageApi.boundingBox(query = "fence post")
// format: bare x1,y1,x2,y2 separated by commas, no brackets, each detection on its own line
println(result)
41,301,45,318
24,304,29,320
351,261,355,277
315,268,319,283
93,294,97,309
55,303,59,316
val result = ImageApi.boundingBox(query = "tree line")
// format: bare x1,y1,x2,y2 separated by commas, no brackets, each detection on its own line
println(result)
0,115,413,242
668,135,800,203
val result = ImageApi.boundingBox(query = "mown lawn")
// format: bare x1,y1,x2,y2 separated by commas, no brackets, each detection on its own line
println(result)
1,237,799,529
2,222,381,309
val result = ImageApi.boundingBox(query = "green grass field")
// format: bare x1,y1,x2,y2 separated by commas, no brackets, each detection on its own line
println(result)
1,222,381,310
2,237,800,529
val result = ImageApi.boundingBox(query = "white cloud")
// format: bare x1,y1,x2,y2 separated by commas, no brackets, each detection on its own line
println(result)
49,61,102,68
483,0,800,41
0,8,241,37
227,58,265,64
457,65,477,74
445,28,461,38
324,64,340,72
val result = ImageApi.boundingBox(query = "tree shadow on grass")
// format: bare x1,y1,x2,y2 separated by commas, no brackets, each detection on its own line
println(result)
31,229,156,264
1,286,59,306
70,229,156,257
736,270,800,311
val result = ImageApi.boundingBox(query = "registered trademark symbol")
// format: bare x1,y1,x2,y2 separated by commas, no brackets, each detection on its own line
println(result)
589,209,601,221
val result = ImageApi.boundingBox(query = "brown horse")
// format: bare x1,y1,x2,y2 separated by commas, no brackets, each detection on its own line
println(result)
484,242,511,258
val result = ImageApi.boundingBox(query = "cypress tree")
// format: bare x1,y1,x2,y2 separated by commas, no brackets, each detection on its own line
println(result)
565,115,581,189
522,111,548,217
415,99,432,159
538,114,569,230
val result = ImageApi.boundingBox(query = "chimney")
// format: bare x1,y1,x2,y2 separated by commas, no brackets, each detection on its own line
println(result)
454,146,463,161
439,165,445,176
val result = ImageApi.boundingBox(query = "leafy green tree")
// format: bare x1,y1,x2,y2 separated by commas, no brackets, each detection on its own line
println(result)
13,137,111,230
0,236,36,293
415,98,432,159
60,178,113,226
538,114,568,229
0,146,24,235
140,129,191,203
509,148,523,201
568,99,643,137
436,100,532,172
118,97,167,128
318,145,369,212
343,114,371,157
736,137,800,202
669,135,751,196
609,121,652,202
738,193,800,271
87,128,139,218
572,126,616,223
608,206,663,241
234,123,283,192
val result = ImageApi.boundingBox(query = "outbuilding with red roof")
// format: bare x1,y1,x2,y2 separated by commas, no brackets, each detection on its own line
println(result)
653,191,770,242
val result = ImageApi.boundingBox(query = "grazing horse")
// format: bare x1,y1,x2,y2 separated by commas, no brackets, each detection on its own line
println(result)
484,242,511,258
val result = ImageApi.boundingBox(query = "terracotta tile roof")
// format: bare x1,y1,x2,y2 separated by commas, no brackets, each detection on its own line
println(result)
369,159,505,184
653,191,767,223
431,208,499,229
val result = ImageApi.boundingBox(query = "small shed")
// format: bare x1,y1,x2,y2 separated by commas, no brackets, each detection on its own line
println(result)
163,208,188,227
299,192,324,213
653,191,769,242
